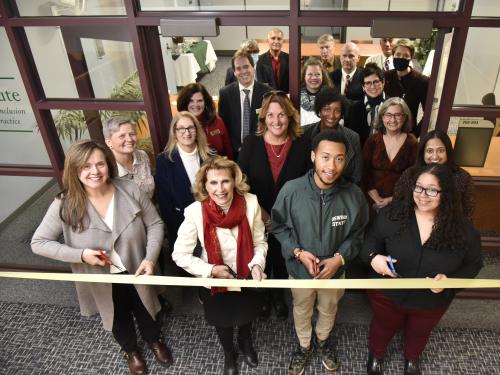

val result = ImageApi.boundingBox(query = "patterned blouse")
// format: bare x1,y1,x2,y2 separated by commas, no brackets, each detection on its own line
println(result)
117,149,155,199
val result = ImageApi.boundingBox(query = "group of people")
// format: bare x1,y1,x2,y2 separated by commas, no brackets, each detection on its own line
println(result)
31,29,483,375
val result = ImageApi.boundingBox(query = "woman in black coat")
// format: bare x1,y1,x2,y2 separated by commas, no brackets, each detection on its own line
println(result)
238,91,311,319
360,164,483,375
156,112,212,268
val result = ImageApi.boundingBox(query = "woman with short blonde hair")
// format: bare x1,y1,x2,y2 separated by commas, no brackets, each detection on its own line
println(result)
173,156,267,374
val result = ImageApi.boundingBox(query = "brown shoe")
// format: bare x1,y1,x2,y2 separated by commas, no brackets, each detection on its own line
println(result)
148,340,173,367
124,351,148,375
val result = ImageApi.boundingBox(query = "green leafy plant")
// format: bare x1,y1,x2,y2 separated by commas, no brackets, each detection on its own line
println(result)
414,30,437,69
53,70,145,140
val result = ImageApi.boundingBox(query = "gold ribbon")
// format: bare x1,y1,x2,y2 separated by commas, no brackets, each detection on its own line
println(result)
0,272,499,289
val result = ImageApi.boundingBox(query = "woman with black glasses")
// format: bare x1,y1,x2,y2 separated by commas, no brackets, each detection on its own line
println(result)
156,112,213,262
360,163,482,375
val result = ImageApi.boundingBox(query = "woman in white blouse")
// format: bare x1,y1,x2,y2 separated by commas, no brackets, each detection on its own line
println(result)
173,156,267,375
156,111,212,265
103,116,155,199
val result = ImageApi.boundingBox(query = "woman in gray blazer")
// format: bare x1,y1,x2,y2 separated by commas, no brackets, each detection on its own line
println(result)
31,140,172,375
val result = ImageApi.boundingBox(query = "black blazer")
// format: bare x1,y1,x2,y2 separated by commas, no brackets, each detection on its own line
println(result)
218,81,272,155
256,51,289,92
331,68,364,101
237,134,311,213
155,150,197,243
346,98,371,147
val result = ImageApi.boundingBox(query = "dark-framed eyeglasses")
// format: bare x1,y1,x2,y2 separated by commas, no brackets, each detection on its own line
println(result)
176,126,197,134
413,184,441,197
383,112,405,121
363,79,383,87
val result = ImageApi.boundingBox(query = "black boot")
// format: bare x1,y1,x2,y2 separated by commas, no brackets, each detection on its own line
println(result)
367,353,384,375
404,359,421,375
223,350,238,375
238,339,258,368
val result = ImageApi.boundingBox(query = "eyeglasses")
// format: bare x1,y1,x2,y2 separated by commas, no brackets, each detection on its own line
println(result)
262,90,288,100
383,112,405,120
176,126,197,134
413,184,441,197
363,79,382,87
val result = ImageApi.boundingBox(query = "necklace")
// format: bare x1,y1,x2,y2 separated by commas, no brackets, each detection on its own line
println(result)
269,142,286,158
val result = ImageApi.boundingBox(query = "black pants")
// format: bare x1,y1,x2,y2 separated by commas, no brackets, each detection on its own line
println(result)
112,282,161,352
264,234,288,304
215,322,252,353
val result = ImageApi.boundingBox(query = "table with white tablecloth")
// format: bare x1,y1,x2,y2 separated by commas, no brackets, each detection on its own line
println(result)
172,40,217,87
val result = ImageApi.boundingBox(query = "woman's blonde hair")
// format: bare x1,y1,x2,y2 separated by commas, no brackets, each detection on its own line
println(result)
193,156,249,202
256,93,303,139
163,111,211,161
59,139,117,231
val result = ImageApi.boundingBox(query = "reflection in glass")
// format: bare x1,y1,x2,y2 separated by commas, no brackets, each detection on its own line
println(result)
455,28,500,106
50,109,148,155
141,0,288,11
16,0,126,16
472,0,500,18
25,26,141,100
300,0,458,11
0,28,51,165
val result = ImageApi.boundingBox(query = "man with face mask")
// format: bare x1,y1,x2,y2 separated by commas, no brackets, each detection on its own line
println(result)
384,39,429,137
256,28,290,92
272,130,369,375
225,39,261,86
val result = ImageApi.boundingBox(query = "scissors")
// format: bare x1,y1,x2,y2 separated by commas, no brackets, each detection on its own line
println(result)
387,255,401,278
97,250,126,272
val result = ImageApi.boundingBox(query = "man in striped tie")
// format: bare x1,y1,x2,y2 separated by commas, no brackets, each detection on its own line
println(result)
364,37,399,71
218,50,272,158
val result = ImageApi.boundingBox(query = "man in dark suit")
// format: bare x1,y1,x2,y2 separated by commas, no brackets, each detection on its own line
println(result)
331,42,364,101
218,50,272,156
255,28,289,92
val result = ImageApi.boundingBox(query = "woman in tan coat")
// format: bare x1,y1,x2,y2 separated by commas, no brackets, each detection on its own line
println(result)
31,140,172,375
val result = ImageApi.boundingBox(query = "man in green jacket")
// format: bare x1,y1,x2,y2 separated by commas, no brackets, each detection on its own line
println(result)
272,130,369,375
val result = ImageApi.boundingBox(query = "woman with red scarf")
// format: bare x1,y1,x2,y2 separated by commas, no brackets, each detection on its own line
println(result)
172,156,267,375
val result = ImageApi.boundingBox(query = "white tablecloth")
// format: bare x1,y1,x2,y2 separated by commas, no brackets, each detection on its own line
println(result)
172,40,218,87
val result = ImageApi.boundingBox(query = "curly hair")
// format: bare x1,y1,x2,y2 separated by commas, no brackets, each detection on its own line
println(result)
313,87,346,118
388,163,466,252
193,156,250,202
176,83,216,126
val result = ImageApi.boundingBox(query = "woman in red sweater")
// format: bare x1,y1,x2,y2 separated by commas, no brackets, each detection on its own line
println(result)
177,83,234,159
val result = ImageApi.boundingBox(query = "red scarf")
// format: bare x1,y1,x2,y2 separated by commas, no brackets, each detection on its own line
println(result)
202,193,254,295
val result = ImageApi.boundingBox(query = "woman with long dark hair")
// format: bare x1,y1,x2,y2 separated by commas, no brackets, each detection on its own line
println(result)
177,82,234,159
32,140,172,375
360,163,483,375
393,129,474,218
